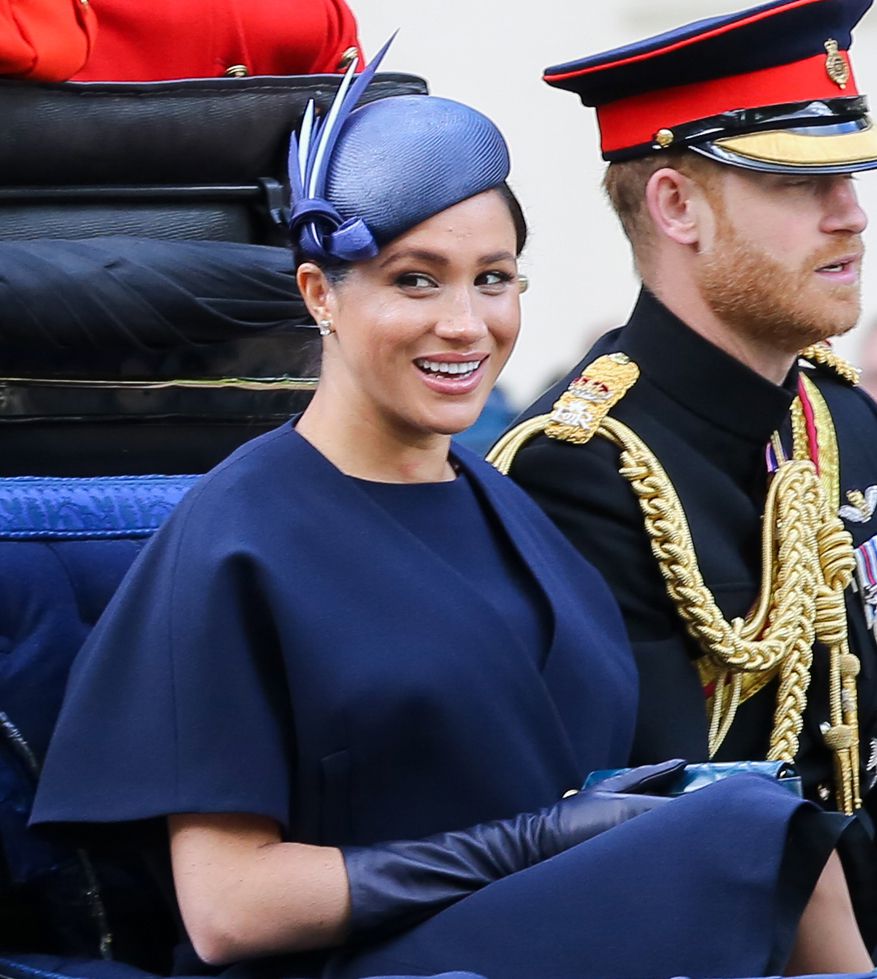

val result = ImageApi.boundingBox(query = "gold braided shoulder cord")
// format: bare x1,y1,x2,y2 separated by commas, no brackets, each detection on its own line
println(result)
599,419,821,759
490,415,552,474
489,363,862,812
795,374,861,811
600,416,860,810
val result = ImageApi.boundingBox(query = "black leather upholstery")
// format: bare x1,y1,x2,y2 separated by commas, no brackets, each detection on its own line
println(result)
0,73,428,244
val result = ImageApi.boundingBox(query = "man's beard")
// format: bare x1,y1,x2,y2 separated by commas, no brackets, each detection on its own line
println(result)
696,211,864,355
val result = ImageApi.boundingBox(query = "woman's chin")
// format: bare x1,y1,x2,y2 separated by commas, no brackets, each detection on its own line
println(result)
425,405,487,439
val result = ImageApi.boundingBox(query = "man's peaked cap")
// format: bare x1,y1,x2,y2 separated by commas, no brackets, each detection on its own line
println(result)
544,0,877,173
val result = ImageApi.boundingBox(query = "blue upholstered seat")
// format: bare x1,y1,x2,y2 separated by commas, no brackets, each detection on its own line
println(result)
0,955,160,979
0,476,198,974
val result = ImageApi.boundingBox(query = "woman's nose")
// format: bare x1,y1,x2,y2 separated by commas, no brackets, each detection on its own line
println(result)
434,291,489,342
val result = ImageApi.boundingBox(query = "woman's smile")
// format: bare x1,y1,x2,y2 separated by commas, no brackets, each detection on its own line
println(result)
413,353,489,393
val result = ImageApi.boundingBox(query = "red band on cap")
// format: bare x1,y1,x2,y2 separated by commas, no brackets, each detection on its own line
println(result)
597,51,858,155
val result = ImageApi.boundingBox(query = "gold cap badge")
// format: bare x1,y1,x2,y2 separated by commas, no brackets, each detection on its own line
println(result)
825,40,850,89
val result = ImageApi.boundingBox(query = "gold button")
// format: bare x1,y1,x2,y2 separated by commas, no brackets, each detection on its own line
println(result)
337,46,359,70
224,64,248,78
654,128,675,150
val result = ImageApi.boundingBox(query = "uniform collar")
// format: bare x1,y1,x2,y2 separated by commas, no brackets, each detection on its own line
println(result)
619,287,798,443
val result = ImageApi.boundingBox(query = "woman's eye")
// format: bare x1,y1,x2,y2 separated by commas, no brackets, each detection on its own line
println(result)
396,273,436,289
476,270,514,290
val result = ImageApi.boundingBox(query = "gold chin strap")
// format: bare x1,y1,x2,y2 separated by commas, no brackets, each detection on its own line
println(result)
489,354,862,813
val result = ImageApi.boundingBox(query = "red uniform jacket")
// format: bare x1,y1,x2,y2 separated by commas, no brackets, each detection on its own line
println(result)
73,0,363,81
1,0,96,81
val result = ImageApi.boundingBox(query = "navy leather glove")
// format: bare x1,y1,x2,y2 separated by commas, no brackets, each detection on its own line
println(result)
343,759,686,938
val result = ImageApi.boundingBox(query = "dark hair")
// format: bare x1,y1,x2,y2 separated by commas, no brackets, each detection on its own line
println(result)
497,181,528,256
293,181,528,284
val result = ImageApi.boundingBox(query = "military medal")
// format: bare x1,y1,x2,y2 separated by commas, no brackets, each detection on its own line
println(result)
845,485,877,639
867,738,877,792
853,534,877,637
839,486,877,524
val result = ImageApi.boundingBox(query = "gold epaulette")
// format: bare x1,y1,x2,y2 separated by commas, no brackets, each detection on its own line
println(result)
800,342,861,386
487,353,640,475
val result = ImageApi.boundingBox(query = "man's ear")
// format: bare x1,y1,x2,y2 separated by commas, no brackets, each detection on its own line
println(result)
644,168,710,248
296,262,334,324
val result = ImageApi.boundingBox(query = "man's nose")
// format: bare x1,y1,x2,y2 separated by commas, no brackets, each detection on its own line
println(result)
822,176,869,235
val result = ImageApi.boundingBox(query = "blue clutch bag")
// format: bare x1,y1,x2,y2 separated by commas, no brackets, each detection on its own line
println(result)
583,760,803,797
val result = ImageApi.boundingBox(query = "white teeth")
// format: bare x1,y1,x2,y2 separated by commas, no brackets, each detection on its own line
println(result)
415,359,482,376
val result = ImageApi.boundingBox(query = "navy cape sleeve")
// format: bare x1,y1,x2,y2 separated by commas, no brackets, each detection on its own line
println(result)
31,473,295,833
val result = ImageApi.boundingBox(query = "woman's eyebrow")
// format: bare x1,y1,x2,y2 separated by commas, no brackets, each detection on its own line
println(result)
378,248,449,268
480,250,516,265
378,248,516,268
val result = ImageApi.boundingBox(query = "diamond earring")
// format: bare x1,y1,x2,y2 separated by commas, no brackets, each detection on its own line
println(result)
318,319,335,337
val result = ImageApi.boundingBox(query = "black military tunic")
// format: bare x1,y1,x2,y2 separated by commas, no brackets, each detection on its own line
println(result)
509,287,877,806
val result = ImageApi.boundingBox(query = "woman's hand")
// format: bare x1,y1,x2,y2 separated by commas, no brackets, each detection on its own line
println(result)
345,759,687,937
169,812,350,966
544,758,686,857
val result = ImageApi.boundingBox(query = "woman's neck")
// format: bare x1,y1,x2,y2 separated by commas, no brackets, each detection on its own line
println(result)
295,390,455,484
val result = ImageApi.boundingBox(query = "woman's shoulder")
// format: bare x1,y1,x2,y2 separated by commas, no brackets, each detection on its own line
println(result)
181,421,320,506
197,420,298,485
153,421,331,549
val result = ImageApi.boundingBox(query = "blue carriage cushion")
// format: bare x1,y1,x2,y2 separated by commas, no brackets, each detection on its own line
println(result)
0,475,197,968
0,954,489,979
0,954,160,979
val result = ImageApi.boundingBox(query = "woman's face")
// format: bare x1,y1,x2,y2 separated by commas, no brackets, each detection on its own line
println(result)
308,189,521,444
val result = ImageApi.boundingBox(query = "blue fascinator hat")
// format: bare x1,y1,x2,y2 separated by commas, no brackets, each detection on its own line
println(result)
288,38,511,264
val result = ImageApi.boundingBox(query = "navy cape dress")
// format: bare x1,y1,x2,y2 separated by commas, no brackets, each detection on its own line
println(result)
31,422,853,979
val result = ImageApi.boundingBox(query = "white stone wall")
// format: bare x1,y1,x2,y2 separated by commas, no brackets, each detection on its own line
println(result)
352,0,877,407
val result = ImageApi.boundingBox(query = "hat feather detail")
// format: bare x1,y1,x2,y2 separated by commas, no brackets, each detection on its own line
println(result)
288,35,396,262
